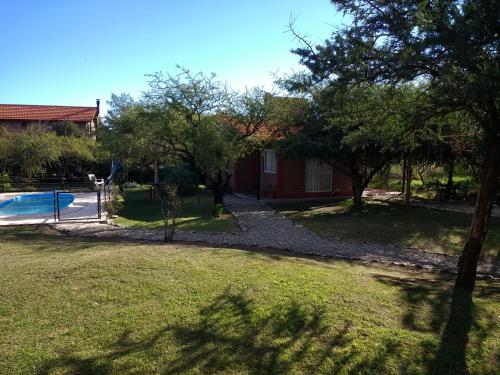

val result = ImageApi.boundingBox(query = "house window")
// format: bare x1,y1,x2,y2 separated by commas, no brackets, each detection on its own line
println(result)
305,159,332,192
263,149,276,173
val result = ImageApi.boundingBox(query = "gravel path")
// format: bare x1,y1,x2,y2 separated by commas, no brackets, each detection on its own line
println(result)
54,194,499,277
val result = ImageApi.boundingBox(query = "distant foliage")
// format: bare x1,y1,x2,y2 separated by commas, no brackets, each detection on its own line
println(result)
0,128,97,179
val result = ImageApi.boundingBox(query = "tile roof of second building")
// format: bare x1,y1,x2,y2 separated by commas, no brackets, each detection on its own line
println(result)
0,104,97,122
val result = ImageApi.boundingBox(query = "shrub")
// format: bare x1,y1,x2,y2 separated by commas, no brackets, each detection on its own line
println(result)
0,172,11,192
104,185,123,217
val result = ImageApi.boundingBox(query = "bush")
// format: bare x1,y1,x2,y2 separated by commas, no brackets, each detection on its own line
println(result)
104,186,123,217
0,172,11,192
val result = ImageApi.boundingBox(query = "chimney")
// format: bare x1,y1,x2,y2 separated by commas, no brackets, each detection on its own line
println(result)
96,99,100,116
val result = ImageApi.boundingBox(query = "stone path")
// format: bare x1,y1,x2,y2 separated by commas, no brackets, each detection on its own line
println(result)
54,194,499,277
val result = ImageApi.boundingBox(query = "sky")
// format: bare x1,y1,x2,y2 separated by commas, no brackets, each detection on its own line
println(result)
0,0,345,113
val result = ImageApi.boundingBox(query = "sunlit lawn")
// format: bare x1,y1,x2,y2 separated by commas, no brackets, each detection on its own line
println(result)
1,226,499,374
269,200,500,259
114,188,239,233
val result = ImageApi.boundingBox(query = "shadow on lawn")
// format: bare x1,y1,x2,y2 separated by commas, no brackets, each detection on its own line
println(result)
36,289,419,375
376,274,499,375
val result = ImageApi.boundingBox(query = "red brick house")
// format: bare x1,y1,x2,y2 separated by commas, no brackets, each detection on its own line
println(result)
0,99,100,137
231,149,352,200
227,96,352,200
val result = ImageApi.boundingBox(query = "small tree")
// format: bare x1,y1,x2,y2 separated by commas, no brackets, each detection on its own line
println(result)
159,184,181,242
145,67,272,215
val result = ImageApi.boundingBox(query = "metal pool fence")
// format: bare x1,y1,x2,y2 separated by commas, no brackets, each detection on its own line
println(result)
0,189,103,224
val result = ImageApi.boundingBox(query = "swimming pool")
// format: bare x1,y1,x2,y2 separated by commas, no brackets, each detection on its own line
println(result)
0,193,74,215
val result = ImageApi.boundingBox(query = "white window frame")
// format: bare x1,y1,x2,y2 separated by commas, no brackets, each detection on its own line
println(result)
305,159,332,192
263,149,276,174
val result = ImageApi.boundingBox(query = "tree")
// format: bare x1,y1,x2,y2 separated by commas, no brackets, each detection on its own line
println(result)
291,0,499,290
278,84,413,210
101,94,162,187
144,68,271,214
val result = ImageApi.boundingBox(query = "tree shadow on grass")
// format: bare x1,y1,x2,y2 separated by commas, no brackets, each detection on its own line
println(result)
33,282,489,374
375,274,499,375
36,289,356,374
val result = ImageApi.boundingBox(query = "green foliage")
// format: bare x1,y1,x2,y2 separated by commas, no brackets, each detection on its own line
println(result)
293,0,499,124
104,185,123,217
7,130,62,177
160,163,199,196
144,68,272,206
0,172,11,192
278,83,416,209
0,128,97,178
101,94,155,167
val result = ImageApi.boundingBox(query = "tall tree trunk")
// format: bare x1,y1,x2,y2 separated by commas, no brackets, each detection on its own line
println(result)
401,157,407,193
455,130,500,290
445,155,455,201
210,169,231,217
351,173,364,211
405,155,412,206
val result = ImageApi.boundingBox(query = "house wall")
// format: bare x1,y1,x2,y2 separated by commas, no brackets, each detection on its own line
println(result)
276,158,352,199
239,152,257,193
260,161,278,198
0,120,94,136
0,121,23,131
282,158,305,194
233,152,352,199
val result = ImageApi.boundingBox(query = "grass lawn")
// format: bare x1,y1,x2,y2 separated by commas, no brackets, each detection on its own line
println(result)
1,226,499,374
114,188,239,233
269,200,500,259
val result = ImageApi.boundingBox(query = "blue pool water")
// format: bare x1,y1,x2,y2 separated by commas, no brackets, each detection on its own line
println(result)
0,193,74,215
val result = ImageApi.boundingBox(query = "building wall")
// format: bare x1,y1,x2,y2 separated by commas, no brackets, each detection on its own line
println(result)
282,158,305,194
239,152,257,193
0,120,94,136
260,160,278,198
277,157,352,199
233,152,352,199
0,121,23,131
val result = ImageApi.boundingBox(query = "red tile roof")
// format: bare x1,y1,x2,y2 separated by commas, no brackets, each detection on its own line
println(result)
0,104,98,122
